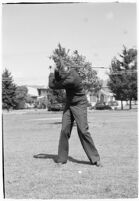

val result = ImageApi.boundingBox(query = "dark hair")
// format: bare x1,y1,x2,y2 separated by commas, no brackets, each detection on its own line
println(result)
56,58,70,72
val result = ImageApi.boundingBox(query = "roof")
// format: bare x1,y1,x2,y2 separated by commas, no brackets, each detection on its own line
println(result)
27,86,38,97
100,89,113,96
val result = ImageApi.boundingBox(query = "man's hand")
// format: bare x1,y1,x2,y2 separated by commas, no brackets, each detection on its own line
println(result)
54,67,61,81
49,66,55,73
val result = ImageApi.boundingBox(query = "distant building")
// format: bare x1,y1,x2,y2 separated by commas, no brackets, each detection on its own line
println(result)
87,80,115,106
26,86,48,98
27,86,38,100
97,88,115,103
37,87,48,97
25,86,48,109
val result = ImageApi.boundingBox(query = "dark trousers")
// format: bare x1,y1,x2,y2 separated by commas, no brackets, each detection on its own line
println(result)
58,101,100,163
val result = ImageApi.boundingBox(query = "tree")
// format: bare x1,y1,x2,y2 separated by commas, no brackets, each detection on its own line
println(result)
108,46,137,109
108,58,127,110
120,47,137,109
71,50,101,94
49,43,101,104
47,88,66,106
2,69,17,110
15,86,28,109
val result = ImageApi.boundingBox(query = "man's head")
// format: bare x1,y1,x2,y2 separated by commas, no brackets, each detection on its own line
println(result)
56,58,70,73
61,65,70,73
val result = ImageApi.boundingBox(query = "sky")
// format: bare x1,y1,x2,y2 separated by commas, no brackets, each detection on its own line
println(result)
2,2,137,86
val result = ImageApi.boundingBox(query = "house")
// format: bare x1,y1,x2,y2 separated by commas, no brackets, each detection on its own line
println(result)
37,87,49,98
27,86,38,100
25,86,48,109
37,87,49,108
87,80,115,106
26,85,48,99
97,88,115,103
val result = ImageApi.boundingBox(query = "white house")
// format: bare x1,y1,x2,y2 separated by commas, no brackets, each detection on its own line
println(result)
87,80,115,106
27,86,38,98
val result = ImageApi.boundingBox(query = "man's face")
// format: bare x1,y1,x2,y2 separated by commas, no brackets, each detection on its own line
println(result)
56,61,61,70
63,66,69,72
56,59,69,73
59,65,70,74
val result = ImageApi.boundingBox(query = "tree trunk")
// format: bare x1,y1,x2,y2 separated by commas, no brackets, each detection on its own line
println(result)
129,99,132,109
121,100,123,110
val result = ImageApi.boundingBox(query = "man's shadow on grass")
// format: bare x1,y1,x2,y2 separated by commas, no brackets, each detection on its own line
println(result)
33,153,91,165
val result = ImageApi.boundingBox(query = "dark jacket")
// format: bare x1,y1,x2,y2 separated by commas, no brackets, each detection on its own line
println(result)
49,69,87,104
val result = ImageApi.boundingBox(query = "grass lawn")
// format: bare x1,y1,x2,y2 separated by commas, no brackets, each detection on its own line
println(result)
3,109,138,199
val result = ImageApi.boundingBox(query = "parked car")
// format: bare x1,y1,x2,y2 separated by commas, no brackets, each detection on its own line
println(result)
94,103,112,110
25,102,35,109
108,101,119,110
47,103,64,111
87,102,94,110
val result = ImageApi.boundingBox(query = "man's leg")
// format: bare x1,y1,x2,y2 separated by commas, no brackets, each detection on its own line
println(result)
57,106,74,163
70,103,100,164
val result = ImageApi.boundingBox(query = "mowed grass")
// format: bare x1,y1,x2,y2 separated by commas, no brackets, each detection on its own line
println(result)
3,109,138,199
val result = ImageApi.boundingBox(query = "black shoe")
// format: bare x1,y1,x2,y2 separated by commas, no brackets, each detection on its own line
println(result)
91,160,103,167
54,159,67,165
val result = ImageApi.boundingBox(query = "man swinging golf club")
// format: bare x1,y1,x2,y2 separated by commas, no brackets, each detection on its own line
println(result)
49,59,102,167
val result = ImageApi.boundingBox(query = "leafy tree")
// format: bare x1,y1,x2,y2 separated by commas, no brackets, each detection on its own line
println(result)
49,43,70,67
2,69,17,110
15,86,28,109
71,50,101,94
108,46,137,109
108,58,127,110
49,43,101,104
119,47,137,109
34,96,48,109
47,88,66,106
25,95,34,104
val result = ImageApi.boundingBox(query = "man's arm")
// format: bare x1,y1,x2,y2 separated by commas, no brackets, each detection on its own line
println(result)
54,69,61,81
48,73,63,89
49,71,75,89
